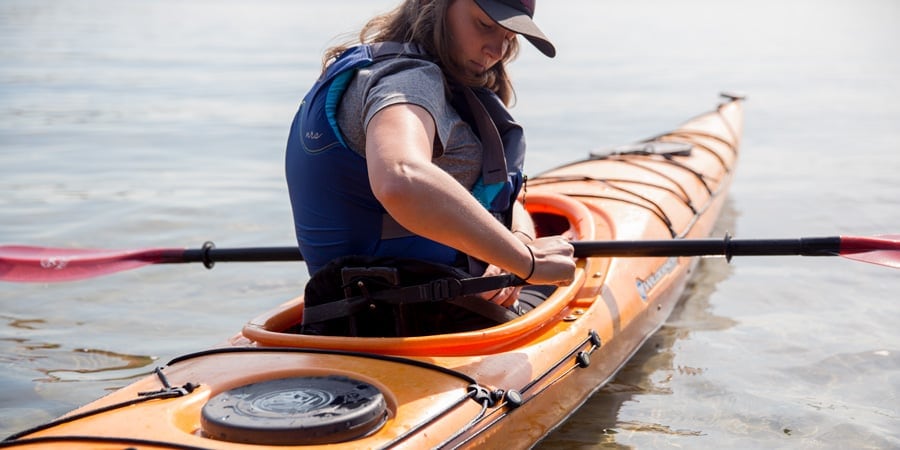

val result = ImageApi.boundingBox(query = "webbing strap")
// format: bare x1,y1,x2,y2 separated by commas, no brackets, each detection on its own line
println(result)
462,87,508,185
302,274,524,324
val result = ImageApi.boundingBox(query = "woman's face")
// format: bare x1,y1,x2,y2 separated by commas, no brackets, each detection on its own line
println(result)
446,0,515,77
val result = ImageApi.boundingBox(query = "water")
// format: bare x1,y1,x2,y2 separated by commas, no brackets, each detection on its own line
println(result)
1,0,898,447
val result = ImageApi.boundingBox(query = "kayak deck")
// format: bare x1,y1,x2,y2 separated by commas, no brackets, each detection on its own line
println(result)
3,96,743,449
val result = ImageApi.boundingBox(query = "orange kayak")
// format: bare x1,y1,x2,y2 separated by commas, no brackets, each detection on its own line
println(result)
3,95,743,449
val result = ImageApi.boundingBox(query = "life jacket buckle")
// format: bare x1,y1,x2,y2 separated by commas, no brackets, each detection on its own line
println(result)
419,278,463,302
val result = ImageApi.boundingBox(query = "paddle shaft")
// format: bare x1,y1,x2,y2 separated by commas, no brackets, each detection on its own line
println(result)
192,237,855,265
572,236,843,259
196,237,845,263
184,244,303,267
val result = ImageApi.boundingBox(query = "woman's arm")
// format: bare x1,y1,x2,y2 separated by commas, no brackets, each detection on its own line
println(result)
366,103,574,286
510,201,536,243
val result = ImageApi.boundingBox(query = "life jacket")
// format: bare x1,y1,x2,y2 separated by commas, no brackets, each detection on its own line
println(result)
285,42,526,275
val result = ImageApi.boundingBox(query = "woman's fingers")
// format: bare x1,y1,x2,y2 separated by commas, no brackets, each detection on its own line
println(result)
527,236,576,286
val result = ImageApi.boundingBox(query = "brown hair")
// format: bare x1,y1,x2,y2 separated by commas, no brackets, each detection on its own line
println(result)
322,0,519,105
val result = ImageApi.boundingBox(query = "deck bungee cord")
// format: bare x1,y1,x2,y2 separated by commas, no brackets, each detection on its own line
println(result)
451,331,603,448
4,347,480,447
661,131,736,170
2,367,199,443
171,347,485,448
530,174,686,236
527,116,739,239
0,436,212,450
535,175,698,212
4,335,605,449
531,150,734,240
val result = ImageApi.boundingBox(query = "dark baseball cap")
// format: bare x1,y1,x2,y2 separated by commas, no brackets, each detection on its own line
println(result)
474,0,556,57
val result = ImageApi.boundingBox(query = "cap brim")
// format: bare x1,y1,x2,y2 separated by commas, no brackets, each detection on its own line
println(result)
474,0,556,58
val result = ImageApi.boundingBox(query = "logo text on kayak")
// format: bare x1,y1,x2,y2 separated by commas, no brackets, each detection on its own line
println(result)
635,257,677,302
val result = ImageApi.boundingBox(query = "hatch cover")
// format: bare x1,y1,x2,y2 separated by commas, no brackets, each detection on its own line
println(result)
201,375,387,445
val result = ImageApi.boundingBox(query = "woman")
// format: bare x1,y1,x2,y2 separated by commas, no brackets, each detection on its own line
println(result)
285,0,575,313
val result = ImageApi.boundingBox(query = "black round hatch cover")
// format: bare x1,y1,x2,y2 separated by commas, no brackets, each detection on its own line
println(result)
201,375,387,445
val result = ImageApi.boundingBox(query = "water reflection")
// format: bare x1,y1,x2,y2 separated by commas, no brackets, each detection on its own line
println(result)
38,348,156,383
1,313,160,433
2,315,157,384
538,200,739,448
7,318,46,330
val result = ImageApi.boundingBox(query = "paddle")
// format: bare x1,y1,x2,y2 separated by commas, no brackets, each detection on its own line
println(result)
1,235,897,283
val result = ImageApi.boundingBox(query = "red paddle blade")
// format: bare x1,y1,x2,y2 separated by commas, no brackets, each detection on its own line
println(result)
839,235,900,269
0,246,183,283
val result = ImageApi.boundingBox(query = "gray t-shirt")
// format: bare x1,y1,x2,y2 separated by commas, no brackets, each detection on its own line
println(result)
336,57,482,190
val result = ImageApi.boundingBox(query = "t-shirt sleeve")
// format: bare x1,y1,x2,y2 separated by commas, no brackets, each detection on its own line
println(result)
338,58,455,157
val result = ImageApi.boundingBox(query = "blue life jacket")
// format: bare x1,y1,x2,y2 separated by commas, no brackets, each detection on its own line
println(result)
285,42,526,275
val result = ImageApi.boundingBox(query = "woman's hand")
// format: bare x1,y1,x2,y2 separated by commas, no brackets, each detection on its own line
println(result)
524,236,576,286
479,264,522,307
480,234,576,307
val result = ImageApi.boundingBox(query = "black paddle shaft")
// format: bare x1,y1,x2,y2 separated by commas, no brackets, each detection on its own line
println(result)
180,237,844,269
571,236,843,260
182,242,304,268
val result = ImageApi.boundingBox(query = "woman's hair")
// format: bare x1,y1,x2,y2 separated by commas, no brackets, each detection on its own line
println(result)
322,0,519,105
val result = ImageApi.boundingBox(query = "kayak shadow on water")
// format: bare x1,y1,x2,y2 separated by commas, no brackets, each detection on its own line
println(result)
537,199,740,449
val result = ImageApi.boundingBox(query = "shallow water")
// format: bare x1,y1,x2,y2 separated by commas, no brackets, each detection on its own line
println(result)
1,0,899,447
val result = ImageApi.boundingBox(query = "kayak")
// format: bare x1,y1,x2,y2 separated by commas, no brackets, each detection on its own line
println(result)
3,94,743,449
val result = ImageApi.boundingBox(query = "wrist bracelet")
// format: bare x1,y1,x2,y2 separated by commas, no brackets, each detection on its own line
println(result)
513,230,535,242
523,244,536,281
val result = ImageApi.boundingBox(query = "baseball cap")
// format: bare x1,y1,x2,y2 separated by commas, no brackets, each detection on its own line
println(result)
474,0,556,58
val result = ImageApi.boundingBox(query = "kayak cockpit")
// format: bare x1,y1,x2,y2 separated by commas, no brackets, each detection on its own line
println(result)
238,192,608,357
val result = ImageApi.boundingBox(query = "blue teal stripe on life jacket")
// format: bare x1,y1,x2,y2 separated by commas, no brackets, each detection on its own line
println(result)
325,69,364,149
471,176,505,209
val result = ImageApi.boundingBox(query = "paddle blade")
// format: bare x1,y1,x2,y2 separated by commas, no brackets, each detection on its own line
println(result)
0,246,184,283
839,235,900,269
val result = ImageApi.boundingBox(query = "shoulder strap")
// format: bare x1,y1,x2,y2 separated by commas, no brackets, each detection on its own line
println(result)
369,42,430,61
461,87,508,185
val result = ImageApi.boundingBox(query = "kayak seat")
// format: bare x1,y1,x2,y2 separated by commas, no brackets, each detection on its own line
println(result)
513,285,557,314
298,255,524,337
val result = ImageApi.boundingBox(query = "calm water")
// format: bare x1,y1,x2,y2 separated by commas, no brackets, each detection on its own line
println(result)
2,0,899,447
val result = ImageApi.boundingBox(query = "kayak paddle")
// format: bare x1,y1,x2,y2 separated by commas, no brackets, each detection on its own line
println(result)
1,235,897,283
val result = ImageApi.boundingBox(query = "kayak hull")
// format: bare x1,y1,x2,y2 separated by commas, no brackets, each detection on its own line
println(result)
4,97,742,449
